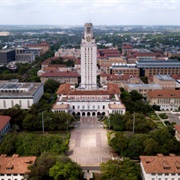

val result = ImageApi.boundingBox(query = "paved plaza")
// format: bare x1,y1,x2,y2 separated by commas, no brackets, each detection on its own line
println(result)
68,117,111,166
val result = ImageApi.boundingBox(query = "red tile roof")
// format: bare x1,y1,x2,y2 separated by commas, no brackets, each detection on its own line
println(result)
41,71,80,77
0,154,36,174
136,52,156,57
122,45,133,49
57,83,71,94
0,116,11,131
140,154,180,173
68,90,110,95
56,83,120,95
174,124,180,134
148,90,180,98
26,43,49,47
100,73,138,81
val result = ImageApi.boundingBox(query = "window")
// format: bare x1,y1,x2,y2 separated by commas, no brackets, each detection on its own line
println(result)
103,105,105,109
151,173,155,176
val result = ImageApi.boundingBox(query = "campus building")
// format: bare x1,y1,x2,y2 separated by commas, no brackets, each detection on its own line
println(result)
0,49,15,65
0,154,36,180
147,89,180,111
0,82,44,109
52,23,126,117
0,116,11,141
136,59,180,77
140,154,180,180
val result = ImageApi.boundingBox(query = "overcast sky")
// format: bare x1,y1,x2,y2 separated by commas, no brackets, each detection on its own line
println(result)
0,0,180,25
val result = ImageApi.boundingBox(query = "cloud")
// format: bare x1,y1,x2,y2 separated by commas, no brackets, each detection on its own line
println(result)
0,0,180,25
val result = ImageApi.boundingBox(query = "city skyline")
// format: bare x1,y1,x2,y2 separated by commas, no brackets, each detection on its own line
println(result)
0,0,180,26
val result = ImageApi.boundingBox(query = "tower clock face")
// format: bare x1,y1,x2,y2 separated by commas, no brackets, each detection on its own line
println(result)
86,36,91,42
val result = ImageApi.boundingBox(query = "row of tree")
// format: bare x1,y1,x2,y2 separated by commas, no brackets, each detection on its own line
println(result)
0,132,68,156
110,128,180,158
108,112,156,133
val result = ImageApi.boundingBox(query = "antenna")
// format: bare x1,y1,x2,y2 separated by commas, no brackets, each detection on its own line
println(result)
133,112,135,135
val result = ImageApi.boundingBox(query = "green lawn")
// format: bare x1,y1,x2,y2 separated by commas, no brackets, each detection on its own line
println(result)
156,122,166,129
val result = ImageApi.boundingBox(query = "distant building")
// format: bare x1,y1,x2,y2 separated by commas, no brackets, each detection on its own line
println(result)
147,89,180,111
0,31,10,36
107,63,139,76
40,71,80,84
0,116,11,141
0,154,36,180
122,43,133,55
16,47,43,57
97,49,126,66
140,154,180,180
54,48,80,58
24,43,50,54
136,59,180,77
0,49,15,65
100,73,140,87
153,74,177,89
15,53,35,63
124,84,162,98
0,82,44,109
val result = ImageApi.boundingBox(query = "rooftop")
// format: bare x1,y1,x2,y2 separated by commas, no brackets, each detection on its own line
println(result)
40,71,80,77
56,83,120,95
0,116,11,131
148,90,180,98
126,83,162,89
155,74,175,81
0,154,36,174
0,82,43,98
140,154,180,173
109,104,125,109
136,59,180,68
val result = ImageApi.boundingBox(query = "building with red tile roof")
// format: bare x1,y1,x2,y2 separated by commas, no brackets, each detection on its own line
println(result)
52,23,126,117
0,154,36,180
147,89,180,111
140,154,180,180
0,116,11,141
52,83,125,116
40,71,80,84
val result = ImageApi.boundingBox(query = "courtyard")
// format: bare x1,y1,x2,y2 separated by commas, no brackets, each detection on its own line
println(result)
68,117,111,166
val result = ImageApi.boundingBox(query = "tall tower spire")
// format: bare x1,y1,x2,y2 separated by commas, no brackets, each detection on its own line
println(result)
81,23,97,90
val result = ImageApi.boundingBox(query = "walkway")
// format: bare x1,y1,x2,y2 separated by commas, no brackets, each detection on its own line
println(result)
68,117,111,166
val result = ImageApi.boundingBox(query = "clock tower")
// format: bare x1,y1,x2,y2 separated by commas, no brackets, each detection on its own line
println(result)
81,23,97,90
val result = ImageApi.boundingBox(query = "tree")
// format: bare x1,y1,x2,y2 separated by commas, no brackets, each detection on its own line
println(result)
109,113,127,131
100,159,140,180
44,79,60,93
129,90,143,101
29,152,56,180
110,133,128,156
49,160,82,180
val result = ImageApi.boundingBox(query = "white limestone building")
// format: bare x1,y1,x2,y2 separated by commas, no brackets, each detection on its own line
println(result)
0,82,44,109
52,23,126,117
80,23,97,90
